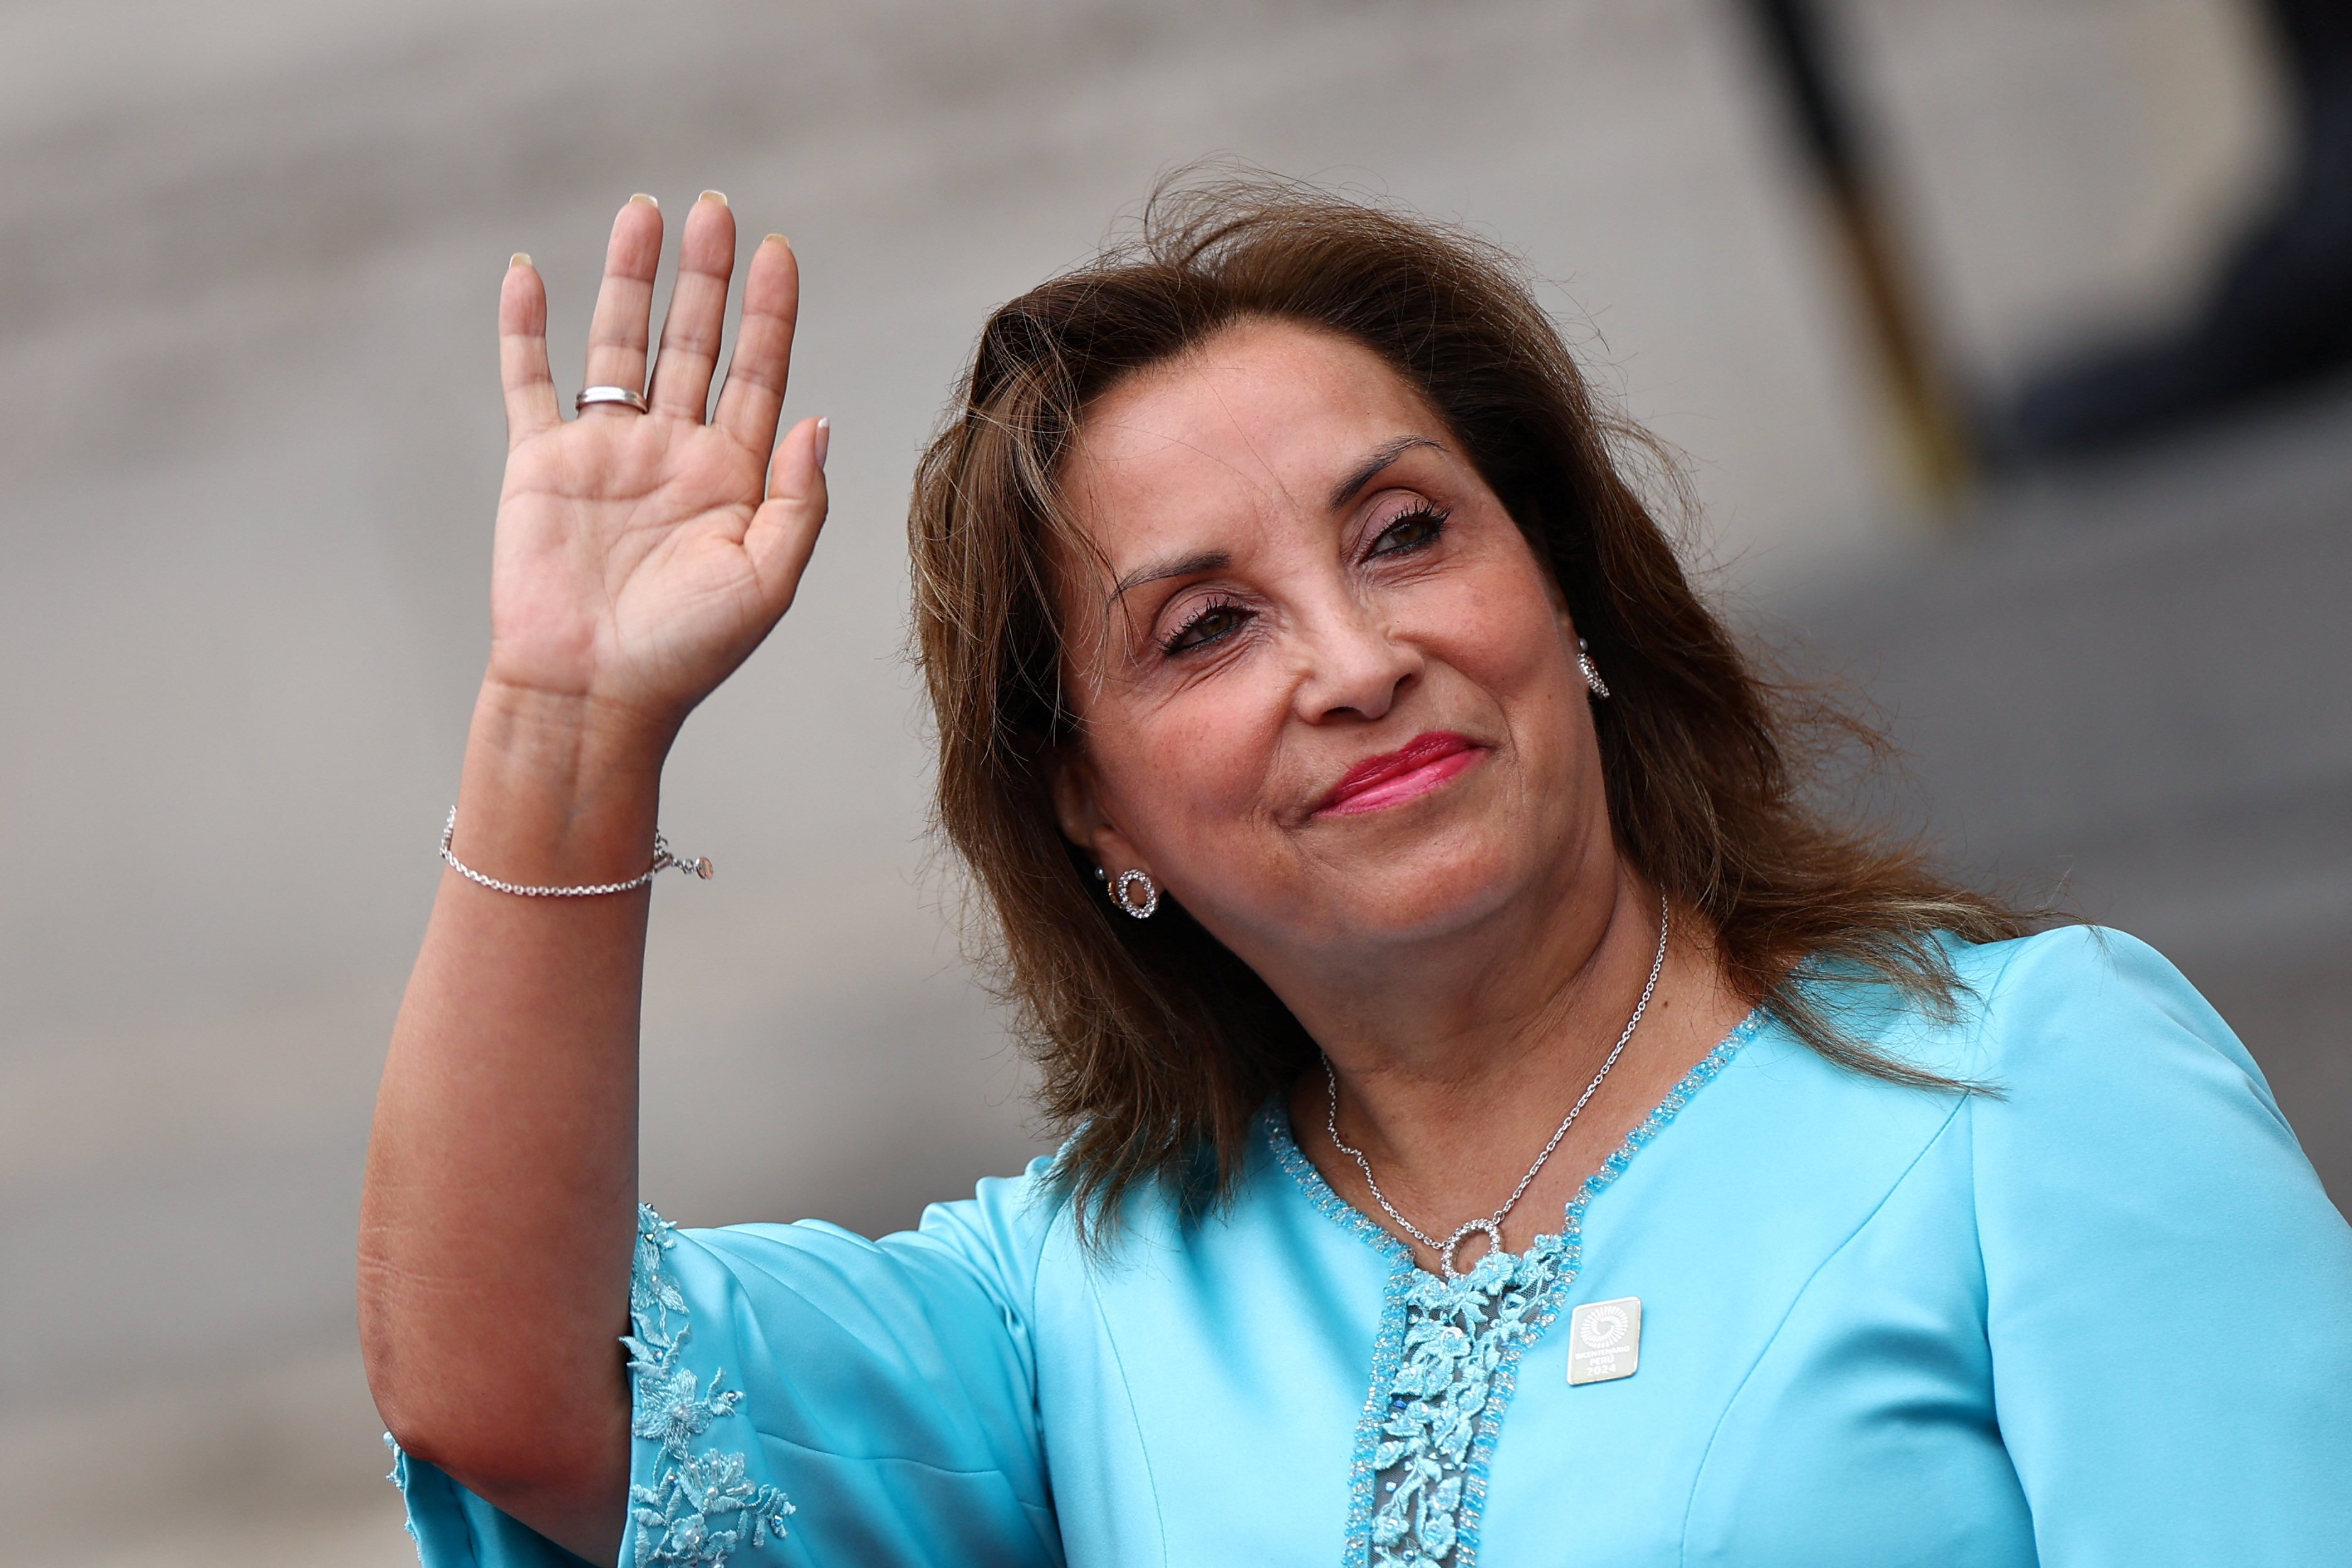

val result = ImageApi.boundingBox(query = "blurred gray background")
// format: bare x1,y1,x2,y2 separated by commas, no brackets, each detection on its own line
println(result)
3,1,2343,1563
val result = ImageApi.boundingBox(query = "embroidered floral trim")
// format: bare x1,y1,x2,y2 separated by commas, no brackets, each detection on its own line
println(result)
382,1433,424,1559
625,1206,795,1566
1268,1012,1761,1568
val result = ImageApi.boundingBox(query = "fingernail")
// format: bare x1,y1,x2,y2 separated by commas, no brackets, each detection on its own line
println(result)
814,417,831,470
509,251,532,270
765,232,789,249
629,192,658,209
700,189,729,207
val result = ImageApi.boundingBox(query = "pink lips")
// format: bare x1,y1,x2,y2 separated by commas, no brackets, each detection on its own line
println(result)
1314,731,1485,817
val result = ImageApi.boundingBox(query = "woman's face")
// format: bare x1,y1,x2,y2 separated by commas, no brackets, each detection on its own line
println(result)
1052,319,1613,978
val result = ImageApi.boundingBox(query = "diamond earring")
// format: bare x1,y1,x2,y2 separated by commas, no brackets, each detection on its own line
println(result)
1578,637,1611,700
1109,869,1160,920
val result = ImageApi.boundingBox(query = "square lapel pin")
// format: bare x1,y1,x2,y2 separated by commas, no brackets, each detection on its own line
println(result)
1567,1295,1642,1385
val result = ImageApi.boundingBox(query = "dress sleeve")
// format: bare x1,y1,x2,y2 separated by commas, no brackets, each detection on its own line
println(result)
1969,927,2352,1564
390,1162,1066,1568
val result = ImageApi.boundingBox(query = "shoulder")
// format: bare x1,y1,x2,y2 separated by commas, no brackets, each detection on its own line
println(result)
663,1155,1075,1326
1793,923,2316,1202
1948,925,2285,1125
1945,932,2352,1509
1821,925,2280,1113
1942,927,2343,1254
902,1155,1074,1292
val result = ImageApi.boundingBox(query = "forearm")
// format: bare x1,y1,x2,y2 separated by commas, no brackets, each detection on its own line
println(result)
361,682,672,1522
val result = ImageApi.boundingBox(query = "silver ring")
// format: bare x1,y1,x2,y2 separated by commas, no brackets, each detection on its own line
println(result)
576,385,648,414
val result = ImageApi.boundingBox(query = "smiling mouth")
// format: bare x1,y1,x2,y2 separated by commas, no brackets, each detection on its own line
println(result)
1314,731,1486,816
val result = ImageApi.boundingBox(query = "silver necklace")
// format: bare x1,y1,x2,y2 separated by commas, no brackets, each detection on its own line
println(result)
1323,894,1672,1281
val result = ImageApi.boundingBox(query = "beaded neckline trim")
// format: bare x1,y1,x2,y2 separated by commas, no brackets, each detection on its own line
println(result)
1264,1011,1763,1568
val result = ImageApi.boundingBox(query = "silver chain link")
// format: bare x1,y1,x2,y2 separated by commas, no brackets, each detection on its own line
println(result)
438,806,712,897
1324,893,1671,1279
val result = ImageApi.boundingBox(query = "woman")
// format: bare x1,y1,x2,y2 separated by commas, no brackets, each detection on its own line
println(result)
360,181,2352,1567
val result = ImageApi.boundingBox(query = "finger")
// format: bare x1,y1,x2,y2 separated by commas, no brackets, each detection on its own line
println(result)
580,195,663,410
746,416,831,614
648,191,738,420
499,254,560,449
714,233,800,453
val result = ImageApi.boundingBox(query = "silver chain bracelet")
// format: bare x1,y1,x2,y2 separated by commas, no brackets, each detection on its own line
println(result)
439,806,712,897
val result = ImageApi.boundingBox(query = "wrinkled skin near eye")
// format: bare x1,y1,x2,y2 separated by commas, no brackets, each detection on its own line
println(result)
1048,319,1618,1006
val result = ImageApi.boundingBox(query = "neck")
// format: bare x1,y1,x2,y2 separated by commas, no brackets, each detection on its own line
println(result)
1268,851,1737,1252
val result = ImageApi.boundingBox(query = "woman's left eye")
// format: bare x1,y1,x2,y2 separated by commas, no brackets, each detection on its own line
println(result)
1368,505,1449,558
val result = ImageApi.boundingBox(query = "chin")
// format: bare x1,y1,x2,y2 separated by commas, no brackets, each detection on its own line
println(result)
1324,836,1535,944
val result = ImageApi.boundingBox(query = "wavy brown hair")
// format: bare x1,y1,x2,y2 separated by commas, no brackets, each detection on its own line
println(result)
908,176,2039,1228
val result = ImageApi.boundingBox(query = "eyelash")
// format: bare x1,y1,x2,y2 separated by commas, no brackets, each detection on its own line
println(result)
1157,504,1452,657
1365,503,1450,560
1161,596,1249,656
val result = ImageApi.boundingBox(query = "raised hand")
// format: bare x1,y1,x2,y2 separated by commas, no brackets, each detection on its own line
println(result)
488,192,828,743
364,197,829,1567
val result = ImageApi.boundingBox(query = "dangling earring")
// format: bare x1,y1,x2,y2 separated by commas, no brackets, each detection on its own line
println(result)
1102,868,1159,920
1578,637,1611,700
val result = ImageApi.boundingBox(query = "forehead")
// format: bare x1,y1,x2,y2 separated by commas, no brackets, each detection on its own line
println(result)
1061,320,1442,553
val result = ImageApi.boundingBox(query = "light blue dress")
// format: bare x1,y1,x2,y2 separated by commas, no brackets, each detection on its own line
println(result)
391,927,2352,1565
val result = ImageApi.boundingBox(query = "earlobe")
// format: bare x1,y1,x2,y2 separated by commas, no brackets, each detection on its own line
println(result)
1049,748,1156,898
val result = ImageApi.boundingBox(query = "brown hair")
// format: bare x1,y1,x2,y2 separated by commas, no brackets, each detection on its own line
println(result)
908,175,2040,1228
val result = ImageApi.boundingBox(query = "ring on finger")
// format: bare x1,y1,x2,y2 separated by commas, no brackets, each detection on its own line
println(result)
576,385,649,414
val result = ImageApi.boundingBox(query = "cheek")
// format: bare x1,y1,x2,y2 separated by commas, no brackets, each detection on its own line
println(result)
1092,678,1287,840
1418,556,1576,697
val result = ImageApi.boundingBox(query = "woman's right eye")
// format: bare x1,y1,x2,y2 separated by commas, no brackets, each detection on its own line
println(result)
1366,504,1449,558
1163,601,1251,656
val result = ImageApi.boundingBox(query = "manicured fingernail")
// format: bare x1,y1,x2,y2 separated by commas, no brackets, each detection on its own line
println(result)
814,418,830,469
700,189,728,207
629,192,658,208
509,251,532,270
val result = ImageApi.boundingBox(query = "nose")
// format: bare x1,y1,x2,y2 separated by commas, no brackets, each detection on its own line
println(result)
1293,597,1421,725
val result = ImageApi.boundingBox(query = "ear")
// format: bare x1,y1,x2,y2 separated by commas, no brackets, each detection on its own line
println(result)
1048,745,1150,879
1523,537,1578,636
1540,564,1577,630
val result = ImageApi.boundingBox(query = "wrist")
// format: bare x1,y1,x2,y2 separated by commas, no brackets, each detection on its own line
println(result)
471,677,681,775
452,681,677,888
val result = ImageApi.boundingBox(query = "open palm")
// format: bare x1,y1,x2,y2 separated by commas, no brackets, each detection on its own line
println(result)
487,193,828,734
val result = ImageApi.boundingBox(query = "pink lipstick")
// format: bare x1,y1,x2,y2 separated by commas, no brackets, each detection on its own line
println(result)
1315,731,1484,817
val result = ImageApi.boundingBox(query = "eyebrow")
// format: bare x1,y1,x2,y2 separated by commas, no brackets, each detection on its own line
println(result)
1327,435,1442,510
1099,436,1442,611
1106,548,1229,610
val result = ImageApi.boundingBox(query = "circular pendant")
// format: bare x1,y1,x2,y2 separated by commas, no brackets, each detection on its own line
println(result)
1440,1218,1505,1281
